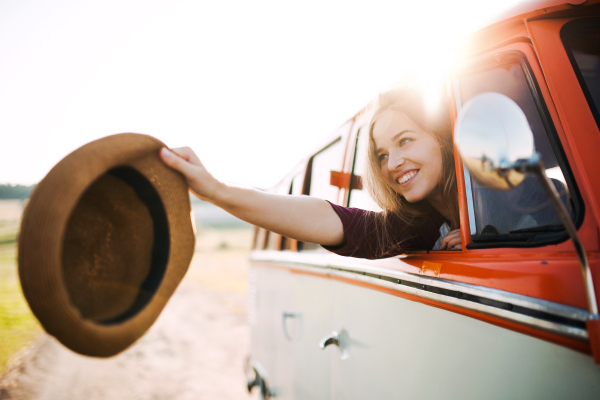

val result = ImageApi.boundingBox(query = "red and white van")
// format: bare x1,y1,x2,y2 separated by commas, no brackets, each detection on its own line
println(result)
246,1,600,398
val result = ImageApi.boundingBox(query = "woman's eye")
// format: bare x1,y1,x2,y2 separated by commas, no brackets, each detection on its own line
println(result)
399,137,412,147
378,154,388,163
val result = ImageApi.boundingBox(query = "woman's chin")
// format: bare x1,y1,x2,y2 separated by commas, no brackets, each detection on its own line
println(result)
400,193,425,204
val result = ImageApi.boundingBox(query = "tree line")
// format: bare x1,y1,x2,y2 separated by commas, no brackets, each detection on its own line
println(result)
0,184,36,199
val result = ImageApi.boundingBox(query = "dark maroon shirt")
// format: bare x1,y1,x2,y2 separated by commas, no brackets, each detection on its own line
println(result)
322,201,445,259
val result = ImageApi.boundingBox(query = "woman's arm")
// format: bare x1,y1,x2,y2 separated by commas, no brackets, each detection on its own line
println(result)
160,147,345,246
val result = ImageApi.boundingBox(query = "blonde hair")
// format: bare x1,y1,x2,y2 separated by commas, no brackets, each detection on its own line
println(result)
361,79,459,255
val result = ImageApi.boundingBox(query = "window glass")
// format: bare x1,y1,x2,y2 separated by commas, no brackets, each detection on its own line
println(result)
281,172,305,251
563,19,600,129
265,230,279,250
265,179,296,251
255,228,267,250
308,139,343,202
300,139,342,251
290,171,305,196
251,226,260,249
348,129,382,211
458,61,575,237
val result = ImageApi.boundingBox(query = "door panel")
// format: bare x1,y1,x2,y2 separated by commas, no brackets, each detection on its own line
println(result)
249,263,333,400
250,264,291,394
290,272,333,399
331,278,600,400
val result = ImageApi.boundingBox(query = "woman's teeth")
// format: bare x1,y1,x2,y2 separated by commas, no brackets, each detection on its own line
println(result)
398,170,417,184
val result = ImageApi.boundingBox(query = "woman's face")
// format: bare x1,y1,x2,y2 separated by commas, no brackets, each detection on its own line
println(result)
372,110,443,204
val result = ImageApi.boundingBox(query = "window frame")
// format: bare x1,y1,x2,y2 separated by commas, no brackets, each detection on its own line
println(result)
455,49,585,249
303,137,343,200
347,127,364,206
298,137,343,252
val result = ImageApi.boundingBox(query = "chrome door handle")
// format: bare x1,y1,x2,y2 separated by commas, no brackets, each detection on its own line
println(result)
319,331,340,349
282,312,302,341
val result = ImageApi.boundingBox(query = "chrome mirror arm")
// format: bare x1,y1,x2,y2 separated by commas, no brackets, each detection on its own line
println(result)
518,153,599,319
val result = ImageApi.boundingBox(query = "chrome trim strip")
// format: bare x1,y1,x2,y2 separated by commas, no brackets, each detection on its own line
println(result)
330,268,587,340
249,251,590,341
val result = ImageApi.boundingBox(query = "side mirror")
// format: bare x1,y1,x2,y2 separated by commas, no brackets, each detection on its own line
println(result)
454,92,535,190
454,92,600,362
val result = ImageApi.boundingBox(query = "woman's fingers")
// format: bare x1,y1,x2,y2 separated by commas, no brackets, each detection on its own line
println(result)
160,146,224,202
440,229,462,250
160,147,197,178
446,236,462,249
169,146,202,165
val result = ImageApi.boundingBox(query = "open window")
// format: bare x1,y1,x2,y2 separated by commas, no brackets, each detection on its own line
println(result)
299,138,343,251
348,128,381,211
455,50,584,248
280,171,306,251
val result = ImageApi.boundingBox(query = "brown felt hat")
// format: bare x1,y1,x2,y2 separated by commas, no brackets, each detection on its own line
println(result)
18,133,196,357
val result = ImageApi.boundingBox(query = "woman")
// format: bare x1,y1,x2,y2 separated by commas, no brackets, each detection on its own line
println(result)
160,82,462,259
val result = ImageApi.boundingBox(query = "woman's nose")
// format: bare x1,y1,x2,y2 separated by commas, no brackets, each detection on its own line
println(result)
388,149,404,171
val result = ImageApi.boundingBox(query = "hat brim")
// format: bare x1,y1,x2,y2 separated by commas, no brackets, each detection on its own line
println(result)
18,133,196,357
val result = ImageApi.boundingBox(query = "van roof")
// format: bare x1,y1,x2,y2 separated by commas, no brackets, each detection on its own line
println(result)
490,0,588,25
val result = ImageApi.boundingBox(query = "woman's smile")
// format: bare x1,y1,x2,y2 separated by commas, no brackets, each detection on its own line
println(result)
372,110,443,204
397,169,418,185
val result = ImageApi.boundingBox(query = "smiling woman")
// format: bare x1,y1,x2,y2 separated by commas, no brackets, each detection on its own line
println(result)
362,81,461,256
160,78,461,259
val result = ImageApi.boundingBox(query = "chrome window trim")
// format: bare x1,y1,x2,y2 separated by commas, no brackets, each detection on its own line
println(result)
249,251,589,341
453,78,477,235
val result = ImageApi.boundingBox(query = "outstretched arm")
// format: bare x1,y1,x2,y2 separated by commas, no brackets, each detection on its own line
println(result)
160,147,345,247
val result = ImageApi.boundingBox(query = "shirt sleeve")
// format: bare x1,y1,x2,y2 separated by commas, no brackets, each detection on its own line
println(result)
321,201,443,259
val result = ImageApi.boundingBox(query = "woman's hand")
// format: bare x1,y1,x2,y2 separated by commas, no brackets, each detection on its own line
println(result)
159,147,223,202
440,229,462,250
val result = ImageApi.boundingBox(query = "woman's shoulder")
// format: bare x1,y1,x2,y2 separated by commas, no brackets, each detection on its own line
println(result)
323,200,445,259
325,200,381,223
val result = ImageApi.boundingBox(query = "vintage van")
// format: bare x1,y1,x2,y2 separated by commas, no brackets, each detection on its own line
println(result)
245,1,600,398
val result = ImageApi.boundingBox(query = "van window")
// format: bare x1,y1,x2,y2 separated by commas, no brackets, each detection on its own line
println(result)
251,226,260,249
290,171,305,196
562,18,600,130
255,227,267,250
280,171,305,251
307,139,343,202
457,55,582,246
300,139,343,251
348,129,382,211
265,230,279,250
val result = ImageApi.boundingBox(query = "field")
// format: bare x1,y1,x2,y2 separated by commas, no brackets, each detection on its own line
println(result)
0,200,41,375
0,198,256,383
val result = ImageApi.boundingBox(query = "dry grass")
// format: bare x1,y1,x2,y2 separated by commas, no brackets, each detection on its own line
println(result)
0,200,42,375
0,230,41,376
187,227,254,298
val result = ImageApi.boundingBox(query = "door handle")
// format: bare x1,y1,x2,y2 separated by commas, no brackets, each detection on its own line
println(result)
282,312,302,341
319,331,340,349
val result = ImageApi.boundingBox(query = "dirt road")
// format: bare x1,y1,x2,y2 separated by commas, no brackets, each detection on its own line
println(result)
0,246,259,400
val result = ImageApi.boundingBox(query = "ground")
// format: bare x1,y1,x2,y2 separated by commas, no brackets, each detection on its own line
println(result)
0,206,260,400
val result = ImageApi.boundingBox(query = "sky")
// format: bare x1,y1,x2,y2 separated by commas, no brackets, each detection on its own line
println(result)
0,0,523,188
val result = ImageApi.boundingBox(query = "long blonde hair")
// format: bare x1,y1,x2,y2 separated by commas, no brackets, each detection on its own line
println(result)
361,79,459,255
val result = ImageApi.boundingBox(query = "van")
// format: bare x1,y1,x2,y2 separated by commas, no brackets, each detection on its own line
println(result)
246,1,600,398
